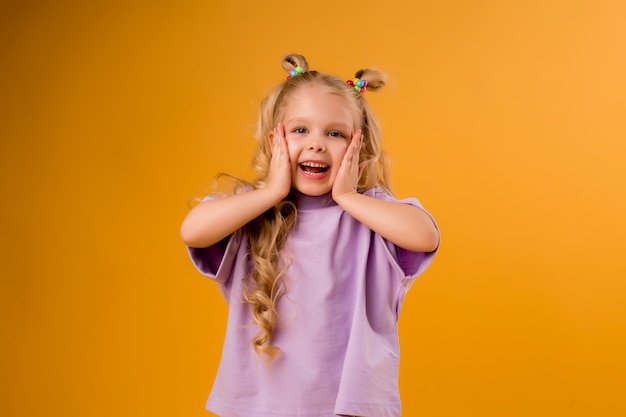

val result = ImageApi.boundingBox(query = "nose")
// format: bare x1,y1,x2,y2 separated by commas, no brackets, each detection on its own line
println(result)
307,136,326,152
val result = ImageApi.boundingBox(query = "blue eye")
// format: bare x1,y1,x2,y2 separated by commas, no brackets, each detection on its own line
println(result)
328,131,346,138
294,127,308,134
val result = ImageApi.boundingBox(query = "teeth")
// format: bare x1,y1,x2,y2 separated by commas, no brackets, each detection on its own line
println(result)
300,162,328,168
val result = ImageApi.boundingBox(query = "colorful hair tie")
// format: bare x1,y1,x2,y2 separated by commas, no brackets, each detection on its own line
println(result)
347,78,368,93
287,66,305,79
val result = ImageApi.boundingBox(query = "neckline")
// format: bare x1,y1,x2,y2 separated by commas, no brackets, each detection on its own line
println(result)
292,191,337,210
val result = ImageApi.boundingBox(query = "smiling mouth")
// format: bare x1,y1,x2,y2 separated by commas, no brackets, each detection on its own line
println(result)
299,162,329,175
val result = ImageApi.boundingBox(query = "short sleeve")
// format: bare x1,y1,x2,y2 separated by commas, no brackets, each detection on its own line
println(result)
366,187,439,279
185,195,244,284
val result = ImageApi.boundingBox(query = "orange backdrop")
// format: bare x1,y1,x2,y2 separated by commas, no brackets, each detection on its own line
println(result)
2,1,625,416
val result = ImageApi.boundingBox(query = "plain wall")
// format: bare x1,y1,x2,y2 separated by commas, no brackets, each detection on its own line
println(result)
2,1,625,416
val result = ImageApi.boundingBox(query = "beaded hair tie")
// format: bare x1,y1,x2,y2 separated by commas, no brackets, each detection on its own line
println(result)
285,65,368,94
286,66,305,79
347,78,368,93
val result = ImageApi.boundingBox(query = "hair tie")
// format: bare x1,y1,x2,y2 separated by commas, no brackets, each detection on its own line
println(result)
347,78,367,93
287,66,305,79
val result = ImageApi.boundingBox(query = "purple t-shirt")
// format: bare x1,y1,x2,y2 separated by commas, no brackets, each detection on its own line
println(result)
188,187,438,417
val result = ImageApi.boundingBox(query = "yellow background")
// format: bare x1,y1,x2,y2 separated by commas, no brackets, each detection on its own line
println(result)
2,1,625,416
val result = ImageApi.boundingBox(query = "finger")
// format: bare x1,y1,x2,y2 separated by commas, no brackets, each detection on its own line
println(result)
269,125,281,155
352,130,363,156
271,124,292,175
274,124,287,153
354,131,364,178
350,130,363,163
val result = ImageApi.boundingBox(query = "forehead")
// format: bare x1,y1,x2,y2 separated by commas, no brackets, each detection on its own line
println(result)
279,84,361,127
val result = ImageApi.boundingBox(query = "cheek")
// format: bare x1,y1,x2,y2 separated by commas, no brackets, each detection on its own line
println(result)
331,142,350,163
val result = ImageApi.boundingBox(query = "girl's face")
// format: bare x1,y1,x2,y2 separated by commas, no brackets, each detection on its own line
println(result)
279,85,359,197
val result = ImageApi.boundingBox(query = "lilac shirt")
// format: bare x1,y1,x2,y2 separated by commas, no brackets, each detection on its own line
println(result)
188,187,438,417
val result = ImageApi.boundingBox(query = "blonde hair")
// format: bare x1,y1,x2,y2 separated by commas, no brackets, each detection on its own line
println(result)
226,53,392,359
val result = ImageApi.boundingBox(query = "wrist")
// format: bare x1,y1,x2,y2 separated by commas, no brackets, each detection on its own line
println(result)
333,189,360,209
260,185,290,206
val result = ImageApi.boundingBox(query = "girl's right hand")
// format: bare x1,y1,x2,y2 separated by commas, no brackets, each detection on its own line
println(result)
181,124,292,248
265,123,292,200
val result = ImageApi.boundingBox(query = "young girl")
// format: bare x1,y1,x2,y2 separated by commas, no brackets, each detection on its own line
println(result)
181,53,439,417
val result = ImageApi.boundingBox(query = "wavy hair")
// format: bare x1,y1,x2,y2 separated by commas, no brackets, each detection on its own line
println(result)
225,53,392,359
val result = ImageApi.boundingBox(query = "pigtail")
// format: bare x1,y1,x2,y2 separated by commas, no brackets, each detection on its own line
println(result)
351,68,393,195
355,68,387,91
281,53,309,73
239,54,308,360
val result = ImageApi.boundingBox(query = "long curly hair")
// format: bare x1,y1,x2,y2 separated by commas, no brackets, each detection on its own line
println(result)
225,53,392,359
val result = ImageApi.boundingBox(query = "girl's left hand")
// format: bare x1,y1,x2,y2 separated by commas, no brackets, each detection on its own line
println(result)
332,130,363,202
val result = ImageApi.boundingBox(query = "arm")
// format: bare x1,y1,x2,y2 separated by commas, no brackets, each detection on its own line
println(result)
334,192,439,252
332,132,439,253
180,188,285,248
180,124,292,248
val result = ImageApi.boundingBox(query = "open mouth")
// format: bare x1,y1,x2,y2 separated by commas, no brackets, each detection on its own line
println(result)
299,162,329,176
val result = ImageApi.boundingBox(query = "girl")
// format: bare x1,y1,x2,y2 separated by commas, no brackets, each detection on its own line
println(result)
181,53,439,417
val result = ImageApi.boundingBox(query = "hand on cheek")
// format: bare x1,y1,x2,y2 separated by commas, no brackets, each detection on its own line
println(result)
266,123,292,200
332,130,363,201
